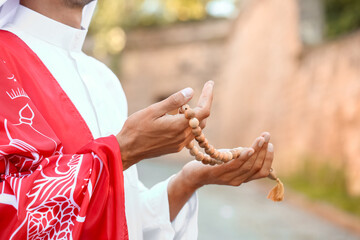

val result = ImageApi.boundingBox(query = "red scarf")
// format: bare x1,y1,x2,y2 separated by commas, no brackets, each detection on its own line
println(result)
0,30,128,240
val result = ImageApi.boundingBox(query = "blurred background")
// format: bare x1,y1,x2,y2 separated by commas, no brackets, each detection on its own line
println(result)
85,0,360,239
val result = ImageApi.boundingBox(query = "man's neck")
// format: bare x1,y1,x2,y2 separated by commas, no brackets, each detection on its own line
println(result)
20,0,83,29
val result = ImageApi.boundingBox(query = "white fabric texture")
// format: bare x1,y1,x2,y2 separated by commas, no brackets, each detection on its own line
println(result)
1,5,198,240
0,0,97,28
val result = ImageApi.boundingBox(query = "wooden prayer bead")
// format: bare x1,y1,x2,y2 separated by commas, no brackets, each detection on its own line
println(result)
186,141,194,149
179,104,190,114
199,139,209,148
189,118,200,128
225,152,233,162
223,152,228,161
222,152,230,162
215,159,223,165
195,152,204,161
195,133,205,143
202,156,211,164
217,152,224,161
221,153,228,162
205,145,215,155
201,159,208,164
230,149,240,159
190,146,199,156
191,127,202,137
236,149,242,158
230,149,237,159
202,155,211,164
210,150,220,159
184,109,196,119
209,159,216,166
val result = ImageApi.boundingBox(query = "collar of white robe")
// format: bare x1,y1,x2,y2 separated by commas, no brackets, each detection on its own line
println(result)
6,5,88,51
0,0,97,30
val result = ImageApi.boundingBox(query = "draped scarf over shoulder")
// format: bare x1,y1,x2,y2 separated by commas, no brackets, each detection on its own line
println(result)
0,30,128,240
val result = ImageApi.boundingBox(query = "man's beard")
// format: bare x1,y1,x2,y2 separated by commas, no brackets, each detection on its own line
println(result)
63,0,94,8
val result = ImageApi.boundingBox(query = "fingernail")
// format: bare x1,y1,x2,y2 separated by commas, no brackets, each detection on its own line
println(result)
207,80,214,86
258,138,265,147
263,133,270,142
247,149,254,157
181,87,193,99
268,143,274,152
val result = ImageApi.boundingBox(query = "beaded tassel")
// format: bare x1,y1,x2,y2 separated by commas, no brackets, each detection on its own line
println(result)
179,104,284,202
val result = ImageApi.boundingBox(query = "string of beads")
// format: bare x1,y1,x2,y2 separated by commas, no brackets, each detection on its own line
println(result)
179,104,247,165
179,104,250,165
179,104,284,201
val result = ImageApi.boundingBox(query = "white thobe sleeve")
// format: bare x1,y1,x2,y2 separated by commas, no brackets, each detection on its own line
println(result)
139,176,199,240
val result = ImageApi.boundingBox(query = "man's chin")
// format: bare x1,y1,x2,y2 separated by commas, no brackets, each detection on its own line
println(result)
64,0,95,8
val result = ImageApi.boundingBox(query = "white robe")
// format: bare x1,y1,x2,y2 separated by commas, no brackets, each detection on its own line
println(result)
0,4,198,240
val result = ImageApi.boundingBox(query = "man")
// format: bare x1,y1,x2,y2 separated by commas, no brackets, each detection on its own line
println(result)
0,0,274,239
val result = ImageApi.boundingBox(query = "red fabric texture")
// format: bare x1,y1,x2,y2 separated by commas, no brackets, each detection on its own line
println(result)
0,30,128,240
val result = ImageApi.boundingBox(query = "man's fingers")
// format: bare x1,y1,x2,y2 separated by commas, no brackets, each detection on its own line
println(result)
251,136,266,153
151,87,194,118
261,132,270,143
235,137,265,179
219,147,253,173
194,81,214,120
197,81,214,108
199,119,207,129
261,143,274,176
246,143,274,181
248,141,268,174
251,134,270,167
167,113,193,130
246,133,270,177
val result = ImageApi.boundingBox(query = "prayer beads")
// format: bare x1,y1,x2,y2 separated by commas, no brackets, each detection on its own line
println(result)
179,104,243,165
179,104,284,201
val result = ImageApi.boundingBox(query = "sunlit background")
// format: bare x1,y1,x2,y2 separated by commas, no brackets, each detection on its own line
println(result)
85,0,360,239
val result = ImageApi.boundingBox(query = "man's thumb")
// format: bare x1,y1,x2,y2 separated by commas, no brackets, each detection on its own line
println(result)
154,87,194,116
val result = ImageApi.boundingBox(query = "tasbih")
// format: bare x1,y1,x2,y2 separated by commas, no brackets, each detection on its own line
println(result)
179,104,284,202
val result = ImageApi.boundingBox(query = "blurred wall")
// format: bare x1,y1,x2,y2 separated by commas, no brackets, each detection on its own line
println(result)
120,19,231,114
119,0,360,195
291,33,360,195
218,0,360,195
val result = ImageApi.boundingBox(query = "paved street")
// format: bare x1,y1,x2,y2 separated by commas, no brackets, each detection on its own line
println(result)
137,158,360,240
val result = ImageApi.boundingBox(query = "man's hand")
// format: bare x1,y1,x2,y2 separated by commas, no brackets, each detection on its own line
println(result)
181,132,273,187
167,132,274,221
117,81,214,170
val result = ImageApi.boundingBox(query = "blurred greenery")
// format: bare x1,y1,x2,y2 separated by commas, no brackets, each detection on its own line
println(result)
286,157,360,217
89,0,213,58
88,0,360,58
89,0,242,58
324,0,360,38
